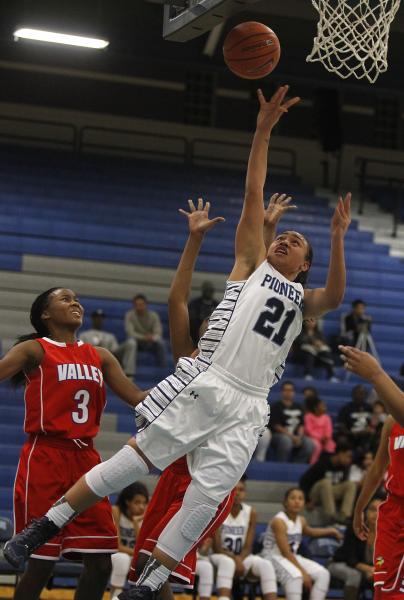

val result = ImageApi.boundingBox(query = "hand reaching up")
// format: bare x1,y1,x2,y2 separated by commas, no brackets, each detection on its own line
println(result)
179,198,225,236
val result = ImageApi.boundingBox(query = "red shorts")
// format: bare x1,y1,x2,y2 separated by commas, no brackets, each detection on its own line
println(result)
374,495,404,597
14,435,118,560
128,458,234,587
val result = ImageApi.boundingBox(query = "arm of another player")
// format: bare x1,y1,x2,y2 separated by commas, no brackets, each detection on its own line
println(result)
304,194,351,318
340,346,404,427
353,416,392,539
263,193,297,250
168,199,224,363
229,86,300,281
0,339,44,381
271,518,312,589
97,347,148,407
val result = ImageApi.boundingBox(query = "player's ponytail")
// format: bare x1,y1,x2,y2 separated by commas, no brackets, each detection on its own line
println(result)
11,287,59,386
294,238,313,287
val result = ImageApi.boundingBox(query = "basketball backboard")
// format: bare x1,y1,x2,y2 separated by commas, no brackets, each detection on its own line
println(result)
163,0,262,41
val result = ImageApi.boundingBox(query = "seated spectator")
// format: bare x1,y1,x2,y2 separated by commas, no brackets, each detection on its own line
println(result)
341,299,372,346
295,319,338,381
337,385,373,451
210,477,277,600
80,309,137,378
188,280,218,345
110,482,149,599
299,441,356,524
270,381,315,463
304,396,336,464
348,450,374,489
302,386,319,402
328,498,382,600
124,294,167,368
261,487,341,600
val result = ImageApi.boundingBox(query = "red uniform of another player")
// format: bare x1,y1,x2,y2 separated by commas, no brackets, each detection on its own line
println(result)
14,337,117,560
374,422,404,598
128,456,234,588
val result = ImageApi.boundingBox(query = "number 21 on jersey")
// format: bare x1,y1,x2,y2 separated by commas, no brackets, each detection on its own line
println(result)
253,297,296,346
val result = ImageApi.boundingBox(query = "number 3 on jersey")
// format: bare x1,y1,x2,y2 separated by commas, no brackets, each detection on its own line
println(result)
72,389,90,424
253,297,296,346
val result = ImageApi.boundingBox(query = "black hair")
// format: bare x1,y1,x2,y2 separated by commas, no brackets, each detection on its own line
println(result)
281,380,295,390
335,440,353,454
116,482,149,518
302,386,319,398
240,473,248,483
352,299,366,307
352,384,367,400
11,287,60,386
305,395,323,414
294,236,313,287
284,487,304,502
133,294,147,302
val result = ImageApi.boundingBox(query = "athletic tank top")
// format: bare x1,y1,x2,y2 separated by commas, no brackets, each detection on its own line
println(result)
119,512,136,549
263,511,302,557
386,422,404,498
24,337,106,439
220,503,252,556
195,261,303,392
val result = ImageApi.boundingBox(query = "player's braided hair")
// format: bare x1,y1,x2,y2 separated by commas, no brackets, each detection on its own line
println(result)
294,237,313,287
11,287,59,386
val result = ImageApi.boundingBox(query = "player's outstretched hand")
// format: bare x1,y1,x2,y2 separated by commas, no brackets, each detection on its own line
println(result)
264,193,297,227
331,193,351,237
256,85,300,134
353,508,369,541
179,198,225,236
339,345,382,382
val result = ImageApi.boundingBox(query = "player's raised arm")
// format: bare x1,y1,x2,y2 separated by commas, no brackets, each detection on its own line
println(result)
229,86,300,281
168,199,224,363
303,193,351,318
263,193,297,250
340,346,404,427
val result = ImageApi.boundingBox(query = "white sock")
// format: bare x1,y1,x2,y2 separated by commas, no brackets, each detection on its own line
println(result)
136,557,172,592
46,496,77,528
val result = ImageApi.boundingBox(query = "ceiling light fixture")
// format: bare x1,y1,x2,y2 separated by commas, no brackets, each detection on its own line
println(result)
13,28,109,49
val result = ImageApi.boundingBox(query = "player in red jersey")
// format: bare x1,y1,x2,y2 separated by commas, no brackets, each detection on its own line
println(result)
2,287,146,600
353,415,404,599
124,199,233,600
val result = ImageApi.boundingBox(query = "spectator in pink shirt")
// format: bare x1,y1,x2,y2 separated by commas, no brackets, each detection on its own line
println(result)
304,396,336,464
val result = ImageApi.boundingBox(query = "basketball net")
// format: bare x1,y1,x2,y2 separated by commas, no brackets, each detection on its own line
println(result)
306,0,401,83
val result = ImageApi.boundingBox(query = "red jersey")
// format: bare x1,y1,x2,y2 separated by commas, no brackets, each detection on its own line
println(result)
386,421,404,498
24,337,106,439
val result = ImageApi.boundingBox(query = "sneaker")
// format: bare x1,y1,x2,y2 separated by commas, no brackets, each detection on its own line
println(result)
3,517,60,569
118,585,158,600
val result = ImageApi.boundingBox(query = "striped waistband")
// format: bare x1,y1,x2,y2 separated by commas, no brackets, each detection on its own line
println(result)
28,434,94,450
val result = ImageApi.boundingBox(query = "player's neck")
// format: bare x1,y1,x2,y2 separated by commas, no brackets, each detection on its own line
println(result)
231,503,242,517
285,509,298,521
47,327,77,345
267,259,299,282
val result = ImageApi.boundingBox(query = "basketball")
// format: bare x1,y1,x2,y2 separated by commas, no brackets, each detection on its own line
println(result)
223,21,281,80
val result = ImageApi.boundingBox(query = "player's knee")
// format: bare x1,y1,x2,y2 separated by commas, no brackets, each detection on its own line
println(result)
180,484,219,542
317,565,330,586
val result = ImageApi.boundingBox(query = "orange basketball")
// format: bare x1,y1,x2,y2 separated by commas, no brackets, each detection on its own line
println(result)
223,21,281,80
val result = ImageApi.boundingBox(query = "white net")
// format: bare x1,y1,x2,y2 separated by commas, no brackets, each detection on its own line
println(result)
306,0,401,83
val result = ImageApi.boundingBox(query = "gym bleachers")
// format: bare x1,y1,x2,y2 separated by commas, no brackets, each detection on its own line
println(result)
0,145,402,595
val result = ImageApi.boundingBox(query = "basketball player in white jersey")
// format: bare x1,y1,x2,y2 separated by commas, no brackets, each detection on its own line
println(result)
262,488,342,600
5,86,351,600
210,477,277,600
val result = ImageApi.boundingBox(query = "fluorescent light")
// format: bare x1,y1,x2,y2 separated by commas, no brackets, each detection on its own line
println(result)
13,28,109,49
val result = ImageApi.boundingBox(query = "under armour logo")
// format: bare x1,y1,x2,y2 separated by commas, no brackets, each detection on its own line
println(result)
190,391,199,399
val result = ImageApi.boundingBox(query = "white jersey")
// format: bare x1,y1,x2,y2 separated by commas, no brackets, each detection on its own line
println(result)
118,512,136,549
220,503,252,556
195,261,303,392
263,511,302,557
